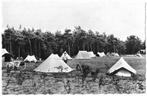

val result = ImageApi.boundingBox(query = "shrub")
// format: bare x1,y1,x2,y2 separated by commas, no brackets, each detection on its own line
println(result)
91,68,99,81
81,65,90,82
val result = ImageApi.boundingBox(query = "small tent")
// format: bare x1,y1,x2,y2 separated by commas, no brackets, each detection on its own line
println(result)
34,54,73,73
136,53,142,57
75,51,91,59
111,53,119,57
108,57,136,77
61,51,72,60
97,52,105,57
114,53,119,57
140,49,146,54
88,51,96,58
2,49,13,62
2,49,9,56
107,52,119,57
24,55,37,62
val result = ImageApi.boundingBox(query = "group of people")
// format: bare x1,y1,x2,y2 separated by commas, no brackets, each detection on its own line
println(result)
4,57,26,75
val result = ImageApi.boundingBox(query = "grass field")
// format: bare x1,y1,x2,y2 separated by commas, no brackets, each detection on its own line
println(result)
2,55,146,94
68,56,146,76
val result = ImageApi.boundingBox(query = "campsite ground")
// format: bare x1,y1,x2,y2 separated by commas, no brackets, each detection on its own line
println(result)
2,55,146,94
68,55,146,76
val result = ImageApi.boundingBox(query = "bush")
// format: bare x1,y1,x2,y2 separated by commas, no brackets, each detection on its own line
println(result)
81,65,90,82
91,68,99,81
15,72,25,85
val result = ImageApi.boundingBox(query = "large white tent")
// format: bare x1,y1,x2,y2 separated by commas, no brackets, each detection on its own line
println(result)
34,54,73,73
97,52,105,57
108,57,136,77
61,51,72,60
88,51,96,58
75,51,91,59
24,55,37,62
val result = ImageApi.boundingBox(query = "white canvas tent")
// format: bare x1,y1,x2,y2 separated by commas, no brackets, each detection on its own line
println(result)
114,53,119,57
139,49,146,54
107,52,119,57
24,55,37,62
97,52,105,57
2,49,9,56
75,51,91,59
136,53,142,57
34,54,73,73
111,53,119,57
2,49,9,62
108,57,136,77
88,51,96,58
2,49,13,62
61,51,72,60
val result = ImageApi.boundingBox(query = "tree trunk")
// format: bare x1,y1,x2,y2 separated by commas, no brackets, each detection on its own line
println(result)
35,39,37,56
35,41,39,57
38,41,40,58
18,45,20,58
68,42,70,55
83,43,85,50
28,39,32,55
90,43,92,51
87,43,89,51
113,45,115,52
10,36,12,54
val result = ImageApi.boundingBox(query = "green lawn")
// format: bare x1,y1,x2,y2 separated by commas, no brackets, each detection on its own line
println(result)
21,55,146,77
67,56,146,76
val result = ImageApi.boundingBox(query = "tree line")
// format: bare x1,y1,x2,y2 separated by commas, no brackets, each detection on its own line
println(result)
2,26,145,59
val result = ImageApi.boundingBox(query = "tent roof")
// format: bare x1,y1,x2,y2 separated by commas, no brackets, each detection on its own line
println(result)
112,53,119,56
2,49,9,56
61,51,72,60
34,54,73,73
88,51,95,57
97,52,105,57
75,51,91,59
136,53,142,57
49,54,62,59
108,57,136,74
107,52,119,57
24,55,37,62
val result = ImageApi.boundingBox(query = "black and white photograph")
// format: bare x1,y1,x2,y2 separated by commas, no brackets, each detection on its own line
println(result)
1,0,146,94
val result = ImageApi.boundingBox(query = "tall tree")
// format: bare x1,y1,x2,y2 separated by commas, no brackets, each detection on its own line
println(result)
63,29,73,55
106,35,119,53
15,32,25,58
125,35,142,54
2,25,145,59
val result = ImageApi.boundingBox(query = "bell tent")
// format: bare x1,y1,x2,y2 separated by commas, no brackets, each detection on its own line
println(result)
34,54,73,73
108,57,136,77
2,49,13,62
97,52,105,57
88,51,96,58
75,51,91,59
136,53,142,57
111,53,119,57
24,55,37,62
2,49,9,56
61,51,72,60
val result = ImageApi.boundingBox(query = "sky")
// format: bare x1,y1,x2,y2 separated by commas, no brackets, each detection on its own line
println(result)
2,0,146,41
